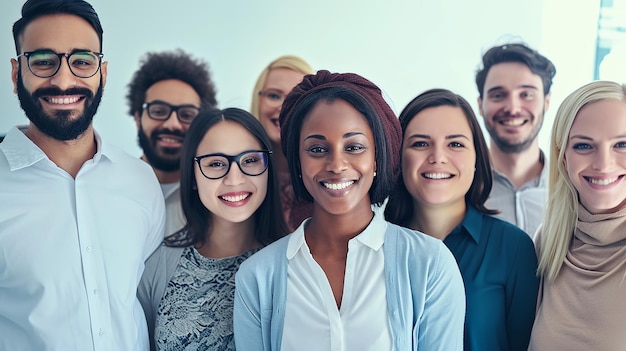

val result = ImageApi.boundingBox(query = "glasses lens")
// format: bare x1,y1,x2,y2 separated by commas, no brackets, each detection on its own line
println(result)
68,52,100,78
261,90,284,108
198,155,230,179
177,107,200,124
147,103,172,120
239,151,269,176
27,51,60,78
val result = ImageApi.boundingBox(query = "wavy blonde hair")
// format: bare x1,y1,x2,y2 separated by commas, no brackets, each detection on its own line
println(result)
538,81,626,281
249,55,314,119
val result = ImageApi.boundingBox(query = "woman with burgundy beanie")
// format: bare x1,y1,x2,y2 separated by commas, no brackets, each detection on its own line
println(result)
233,70,465,350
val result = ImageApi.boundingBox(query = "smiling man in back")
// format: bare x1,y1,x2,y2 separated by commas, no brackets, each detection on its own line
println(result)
127,50,217,237
476,43,556,237
0,0,165,350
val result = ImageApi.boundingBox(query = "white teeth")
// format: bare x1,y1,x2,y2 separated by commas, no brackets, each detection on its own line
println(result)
221,194,250,202
160,137,180,143
423,173,452,179
48,96,80,105
500,119,525,126
587,177,618,186
323,181,354,190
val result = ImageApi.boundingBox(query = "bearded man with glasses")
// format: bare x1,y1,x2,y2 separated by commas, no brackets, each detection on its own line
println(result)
0,0,166,350
126,50,217,237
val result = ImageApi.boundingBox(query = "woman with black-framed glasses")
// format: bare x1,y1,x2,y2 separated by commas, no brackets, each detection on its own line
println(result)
138,108,288,351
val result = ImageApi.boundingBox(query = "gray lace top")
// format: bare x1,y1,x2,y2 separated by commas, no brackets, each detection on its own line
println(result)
154,246,258,351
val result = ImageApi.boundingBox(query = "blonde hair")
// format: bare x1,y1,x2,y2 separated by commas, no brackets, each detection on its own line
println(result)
538,81,626,281
249,55,314,119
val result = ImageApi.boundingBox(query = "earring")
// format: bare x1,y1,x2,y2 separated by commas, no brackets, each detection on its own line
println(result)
374,171,377,177
298,174,302,179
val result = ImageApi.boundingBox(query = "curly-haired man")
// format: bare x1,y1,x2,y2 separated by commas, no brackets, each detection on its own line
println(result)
127,49,217,236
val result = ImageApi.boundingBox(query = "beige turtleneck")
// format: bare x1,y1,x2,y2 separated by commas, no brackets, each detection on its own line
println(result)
529,204,626,350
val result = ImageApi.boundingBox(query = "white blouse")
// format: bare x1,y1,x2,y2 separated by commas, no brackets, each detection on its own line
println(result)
281,211,392,351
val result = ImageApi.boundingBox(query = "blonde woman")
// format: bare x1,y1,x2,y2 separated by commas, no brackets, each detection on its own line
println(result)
529,81,626,350
250,55,315,231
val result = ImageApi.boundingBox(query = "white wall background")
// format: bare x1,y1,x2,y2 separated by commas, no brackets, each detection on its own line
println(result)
0,0,599,157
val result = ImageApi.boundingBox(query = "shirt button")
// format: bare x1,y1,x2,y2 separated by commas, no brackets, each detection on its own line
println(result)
99,328,104,336
86,246,92,252
93,289,98,295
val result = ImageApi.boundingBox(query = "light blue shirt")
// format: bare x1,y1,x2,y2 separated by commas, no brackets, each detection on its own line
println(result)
234,209,465,351
0,127,165,351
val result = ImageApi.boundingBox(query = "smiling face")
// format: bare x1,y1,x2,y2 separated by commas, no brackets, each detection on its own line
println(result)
478,62,549,153
402,105,476,211
299,99,376,216
11,14,107,141
136,79,201,172
258,67,305,144
565,99,626,214
194,120,269,225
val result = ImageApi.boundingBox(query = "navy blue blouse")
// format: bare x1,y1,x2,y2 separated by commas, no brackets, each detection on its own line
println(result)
443,205,539,351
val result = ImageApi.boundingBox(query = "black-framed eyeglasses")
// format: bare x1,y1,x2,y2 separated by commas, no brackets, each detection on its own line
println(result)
258,89,287,108
142,101,201,124
17,50,104,78
194,150,272,180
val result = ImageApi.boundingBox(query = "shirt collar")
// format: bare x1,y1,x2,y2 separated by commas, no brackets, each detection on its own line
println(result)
1,126,47,171
0,126,117,171
286,207,387,259
452,205,483,244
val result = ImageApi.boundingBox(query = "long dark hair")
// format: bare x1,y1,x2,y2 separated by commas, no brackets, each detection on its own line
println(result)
165,108,288,247
385,88,498,227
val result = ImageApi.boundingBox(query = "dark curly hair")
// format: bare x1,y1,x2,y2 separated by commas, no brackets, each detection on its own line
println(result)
126,49,217,117
475,43,556,99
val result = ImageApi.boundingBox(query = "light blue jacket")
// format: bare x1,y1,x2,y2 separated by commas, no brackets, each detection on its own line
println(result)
234,221,465,350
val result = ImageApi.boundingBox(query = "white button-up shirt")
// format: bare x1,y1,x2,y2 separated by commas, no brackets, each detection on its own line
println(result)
160,181,185,237
0,127,165,351
281,211,392,351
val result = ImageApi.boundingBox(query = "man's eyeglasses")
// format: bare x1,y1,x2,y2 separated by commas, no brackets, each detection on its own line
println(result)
194,150,272,180
17,50,104,78
258,90,288,108
142,101,200,124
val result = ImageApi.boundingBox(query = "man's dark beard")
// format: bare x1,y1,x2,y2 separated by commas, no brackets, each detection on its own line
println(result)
16,71,103,141
486,125,538,153
137,123,183,172
485,110,544,154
